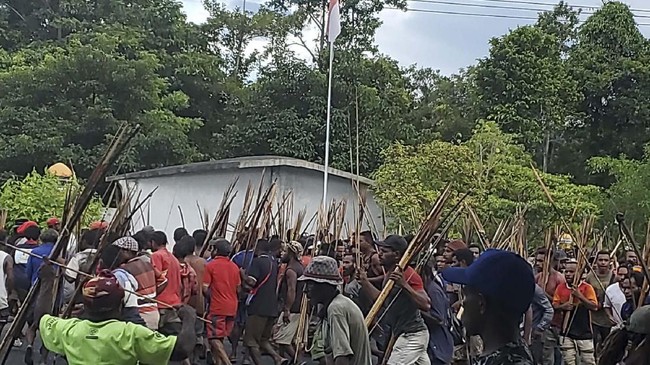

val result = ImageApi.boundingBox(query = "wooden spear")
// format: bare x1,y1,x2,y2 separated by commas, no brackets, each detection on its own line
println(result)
364,185,452,328
0,123,139,364
3,243,209,323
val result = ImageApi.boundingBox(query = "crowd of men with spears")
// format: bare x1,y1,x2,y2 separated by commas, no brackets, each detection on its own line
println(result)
0,127,646,365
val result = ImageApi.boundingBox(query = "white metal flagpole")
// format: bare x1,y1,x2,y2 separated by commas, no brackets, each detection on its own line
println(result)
323,0,340,210
322,43,335,209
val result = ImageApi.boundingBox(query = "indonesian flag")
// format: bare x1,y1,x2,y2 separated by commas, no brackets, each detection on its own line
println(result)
327,0,341,43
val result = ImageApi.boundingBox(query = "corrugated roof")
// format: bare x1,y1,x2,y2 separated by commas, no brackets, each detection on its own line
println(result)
106,155,374,185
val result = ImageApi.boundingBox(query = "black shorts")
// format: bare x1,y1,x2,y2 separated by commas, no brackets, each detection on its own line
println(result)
158,308,182,336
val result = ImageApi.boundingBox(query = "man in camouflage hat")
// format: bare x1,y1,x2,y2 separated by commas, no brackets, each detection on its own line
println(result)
299,256,372,365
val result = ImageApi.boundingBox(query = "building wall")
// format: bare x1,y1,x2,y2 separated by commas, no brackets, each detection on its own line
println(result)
119,166,383,242
274,166,384,235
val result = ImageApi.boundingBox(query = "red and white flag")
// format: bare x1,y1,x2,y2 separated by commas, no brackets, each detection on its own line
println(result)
326,0,341,43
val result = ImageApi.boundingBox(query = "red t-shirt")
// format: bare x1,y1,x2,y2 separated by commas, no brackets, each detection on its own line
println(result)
403,266,424,291
151,247,182,308
203,256,241,316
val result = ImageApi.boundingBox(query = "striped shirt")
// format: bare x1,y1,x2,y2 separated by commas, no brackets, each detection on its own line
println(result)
122,257,166,315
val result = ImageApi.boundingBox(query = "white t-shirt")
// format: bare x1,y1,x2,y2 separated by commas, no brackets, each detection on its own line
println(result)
604,283,626,324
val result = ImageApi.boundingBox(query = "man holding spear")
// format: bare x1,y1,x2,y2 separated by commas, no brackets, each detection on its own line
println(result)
39,270,197,364
299,256,371,365
552,260,598,365
359,235,431,365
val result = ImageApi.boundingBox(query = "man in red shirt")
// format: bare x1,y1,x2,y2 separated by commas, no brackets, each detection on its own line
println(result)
359,235,431,364
204,239,241,365
151,231,183,335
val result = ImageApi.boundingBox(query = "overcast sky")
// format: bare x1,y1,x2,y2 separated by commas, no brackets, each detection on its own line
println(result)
180,0,650,75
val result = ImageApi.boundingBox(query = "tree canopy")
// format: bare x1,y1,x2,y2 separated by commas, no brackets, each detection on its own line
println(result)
373,121,603,234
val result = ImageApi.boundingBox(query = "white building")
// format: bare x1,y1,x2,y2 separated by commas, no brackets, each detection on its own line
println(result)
107,156,384,240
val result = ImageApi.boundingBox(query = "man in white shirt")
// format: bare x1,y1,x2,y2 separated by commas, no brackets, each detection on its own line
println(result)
604,266,629,325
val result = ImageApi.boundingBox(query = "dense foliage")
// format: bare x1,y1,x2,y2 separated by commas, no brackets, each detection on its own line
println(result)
0,171,104,227
374,122,603,233
1,1,650,234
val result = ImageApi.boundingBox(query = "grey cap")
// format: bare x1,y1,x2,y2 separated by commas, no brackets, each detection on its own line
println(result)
142,225,155,233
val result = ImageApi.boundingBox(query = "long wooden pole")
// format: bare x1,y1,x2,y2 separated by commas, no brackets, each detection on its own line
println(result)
364,185,452,328
0,124,139,363
2,243,209,324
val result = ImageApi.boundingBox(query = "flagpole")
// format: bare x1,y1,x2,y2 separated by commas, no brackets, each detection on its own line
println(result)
323,42,335,209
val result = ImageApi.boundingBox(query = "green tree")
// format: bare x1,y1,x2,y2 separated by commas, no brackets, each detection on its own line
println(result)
214,52,418,174
374,121,603,236
589,149,650,235
0,170,104,228
268,0,406,67
406,67,481,143
476,24,581,173
0,32,201,177
560,1,650,184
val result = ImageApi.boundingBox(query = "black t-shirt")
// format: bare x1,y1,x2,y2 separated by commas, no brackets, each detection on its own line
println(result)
382,266,427,336
247,254,279,317
564,305,593,340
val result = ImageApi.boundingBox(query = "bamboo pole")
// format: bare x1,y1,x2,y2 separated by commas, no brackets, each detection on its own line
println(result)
368,196,466,336
293,292,309,364
0,123,139,363
3,243,209,323
465,204,488,249
199,180,237,258
364,184,452,328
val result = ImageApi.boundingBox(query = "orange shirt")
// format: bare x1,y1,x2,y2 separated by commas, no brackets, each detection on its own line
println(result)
203,257,241,316
552,281,597,336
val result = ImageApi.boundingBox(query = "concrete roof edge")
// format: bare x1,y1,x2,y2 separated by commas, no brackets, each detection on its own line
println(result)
106,156,375,185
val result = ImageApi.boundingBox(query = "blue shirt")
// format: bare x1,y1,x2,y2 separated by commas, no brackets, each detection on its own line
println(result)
621,295,650,321
26,242,55,285
425,278,454,364
231,250,255,270
13,240,39,291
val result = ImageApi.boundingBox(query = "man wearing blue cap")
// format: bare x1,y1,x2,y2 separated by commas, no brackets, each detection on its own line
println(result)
442,249,535,365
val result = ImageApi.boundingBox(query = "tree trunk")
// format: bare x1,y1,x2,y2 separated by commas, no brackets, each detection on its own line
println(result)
543,129,551,173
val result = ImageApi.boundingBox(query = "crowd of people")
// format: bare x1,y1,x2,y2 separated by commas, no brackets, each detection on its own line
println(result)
0,218,648,365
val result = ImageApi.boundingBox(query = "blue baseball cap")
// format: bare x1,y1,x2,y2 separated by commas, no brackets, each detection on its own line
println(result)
441,249,535,315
